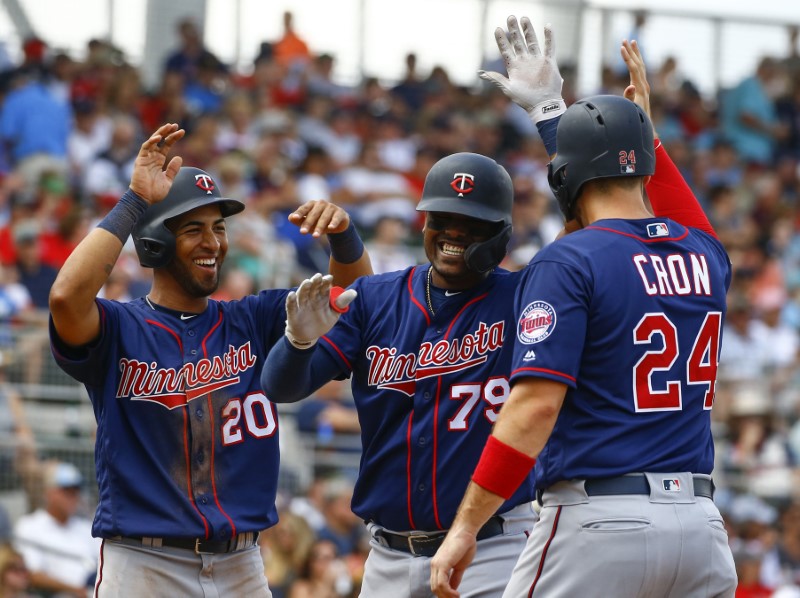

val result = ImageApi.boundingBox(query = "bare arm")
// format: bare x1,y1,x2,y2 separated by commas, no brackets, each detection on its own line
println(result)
288,199,373,287
621,40,716,236
49,123,185,347
430,377,566,597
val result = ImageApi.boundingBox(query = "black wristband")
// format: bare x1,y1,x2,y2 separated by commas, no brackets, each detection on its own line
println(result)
328,221,364,264
96,190,149,244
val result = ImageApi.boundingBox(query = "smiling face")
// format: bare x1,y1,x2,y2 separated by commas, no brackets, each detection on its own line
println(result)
163,203,228,299
423,211,501,289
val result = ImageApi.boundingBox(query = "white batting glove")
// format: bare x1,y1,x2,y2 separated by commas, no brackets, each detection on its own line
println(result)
284,273,357,349
479,16,566,124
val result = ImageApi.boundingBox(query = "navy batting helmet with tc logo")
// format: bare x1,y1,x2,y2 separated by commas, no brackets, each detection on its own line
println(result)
132,167,245,268
416,152,513,273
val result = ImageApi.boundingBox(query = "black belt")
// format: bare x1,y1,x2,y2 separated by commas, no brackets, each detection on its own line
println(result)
585,475,714,499
375,516,505,558
537,474,714,504
110,531,259,554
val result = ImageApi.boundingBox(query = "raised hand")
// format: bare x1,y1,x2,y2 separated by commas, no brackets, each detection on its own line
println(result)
621,39,658,138
129,123,185,204
479,16,565,123
288,200,352,237
284,273,357,349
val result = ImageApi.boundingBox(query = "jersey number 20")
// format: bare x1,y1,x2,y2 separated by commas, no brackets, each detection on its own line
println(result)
632,312,722,412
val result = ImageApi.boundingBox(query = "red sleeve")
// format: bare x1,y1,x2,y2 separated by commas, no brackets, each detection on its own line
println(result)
645,141,717,239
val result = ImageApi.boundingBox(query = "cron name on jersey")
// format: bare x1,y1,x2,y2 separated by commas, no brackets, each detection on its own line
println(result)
116,342,257,409
365,321,505,396
632,252,712,296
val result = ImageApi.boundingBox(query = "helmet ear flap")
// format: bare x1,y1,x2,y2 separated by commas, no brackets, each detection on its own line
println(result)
463,223,512,273
548,162,574,220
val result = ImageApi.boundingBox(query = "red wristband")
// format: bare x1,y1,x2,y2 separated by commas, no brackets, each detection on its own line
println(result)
329,286,349,314
472,435,536,500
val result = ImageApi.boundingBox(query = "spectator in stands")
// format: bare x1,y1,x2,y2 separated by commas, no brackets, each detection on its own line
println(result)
259,509,315,598
67,98,112,193
363,215,418,274
316,477,365,559
0,68,71,197
721,56,789,167
12,220,57,310
762,501,800,590
287,539,352,598
273,11,311,69
391,53,426,111
13,461,99,598
82,114,142,207
0,545,33,598
163,17,226,86
295,379,360,441
338,141,418,230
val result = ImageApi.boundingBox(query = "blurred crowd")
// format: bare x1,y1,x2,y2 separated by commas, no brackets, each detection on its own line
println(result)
0,8,800,597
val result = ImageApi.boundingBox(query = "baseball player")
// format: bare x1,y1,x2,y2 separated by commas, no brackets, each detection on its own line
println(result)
260,87,706,598
262,150,539,597
430,17,738,598
47,123,367,597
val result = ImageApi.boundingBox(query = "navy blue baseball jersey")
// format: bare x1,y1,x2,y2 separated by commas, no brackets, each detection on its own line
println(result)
316,265,536,531
510,218,731,490
50,292,289,540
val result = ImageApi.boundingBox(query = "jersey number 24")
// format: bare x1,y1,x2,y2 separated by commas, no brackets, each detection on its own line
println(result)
633,312,722,412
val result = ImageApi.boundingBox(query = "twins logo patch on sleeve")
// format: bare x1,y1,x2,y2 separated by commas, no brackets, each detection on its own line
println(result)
517,301,556,345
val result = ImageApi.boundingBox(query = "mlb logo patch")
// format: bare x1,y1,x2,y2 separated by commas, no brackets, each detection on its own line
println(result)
647,222,669,238
662,478,681,492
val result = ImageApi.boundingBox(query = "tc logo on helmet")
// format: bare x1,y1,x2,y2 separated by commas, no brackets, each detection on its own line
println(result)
194,174,215,194
450,173,475,196
518,301,556,344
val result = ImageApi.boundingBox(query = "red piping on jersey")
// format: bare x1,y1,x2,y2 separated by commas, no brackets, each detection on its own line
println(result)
95,539,105,596
430,292,490,529
583,225,689,243
147,319,210,535
146,319,184,352
406,412,416,529
431,374,444,529
512,366,575,383
320,336,352,370
529,505,562,597
409,266,431,325
202,311,237,537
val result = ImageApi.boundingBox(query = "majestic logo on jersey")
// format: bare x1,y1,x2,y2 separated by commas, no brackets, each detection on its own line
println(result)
662,478,681,492
523,350,536,362
450,173,475,197
365,321,505,396
518,301,556,345
116,342,257,409
194,174,215,194
647,222,669,238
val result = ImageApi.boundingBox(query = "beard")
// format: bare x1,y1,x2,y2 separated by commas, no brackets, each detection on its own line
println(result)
164,258,221,298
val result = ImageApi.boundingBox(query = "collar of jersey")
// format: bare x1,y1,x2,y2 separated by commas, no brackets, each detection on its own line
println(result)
143,295,205,320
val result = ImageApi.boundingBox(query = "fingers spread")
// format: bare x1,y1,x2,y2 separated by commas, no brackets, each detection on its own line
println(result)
478,70,509,89
506,15,528,58
543,23,556,58
521,16,541,56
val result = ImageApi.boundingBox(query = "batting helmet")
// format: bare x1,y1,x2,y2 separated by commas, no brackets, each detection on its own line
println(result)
416,152,513,273
547,95,655,220
132,167,245,268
